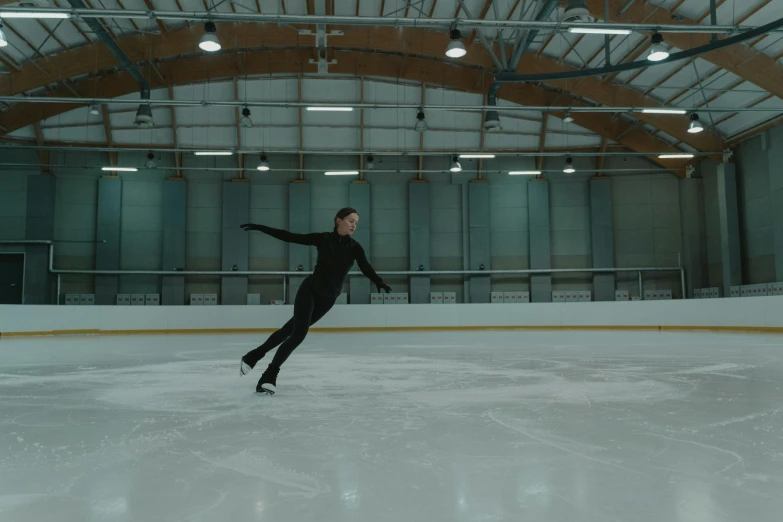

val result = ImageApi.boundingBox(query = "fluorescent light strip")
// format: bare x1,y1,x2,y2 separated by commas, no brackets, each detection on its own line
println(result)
306,107,354,112
508,171,541,175
568,27,632,35
658,154,695,159
459,154,495,159
102,167,138,172
194,151,233,156
641,108,687,114
325,171,359,176
0,12,70,19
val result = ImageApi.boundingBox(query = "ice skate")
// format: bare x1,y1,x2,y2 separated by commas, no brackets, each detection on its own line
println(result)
256,365,280,395
239,356,253,376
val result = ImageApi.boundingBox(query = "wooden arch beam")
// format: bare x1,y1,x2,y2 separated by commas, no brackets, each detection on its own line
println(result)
0,48,693,172
0,23,722,151
586,0,783,102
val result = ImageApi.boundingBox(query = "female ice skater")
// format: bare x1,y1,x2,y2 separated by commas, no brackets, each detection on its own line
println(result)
238,207,391,394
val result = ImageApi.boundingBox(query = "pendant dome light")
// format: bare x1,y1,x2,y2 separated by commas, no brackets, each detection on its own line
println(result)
199,22,221,52
414,108,428,132
687,113,704,134
450,156,463,172
257,154,270,171
647,33,669,62
239,107,253,128
445,28,467,58
564,157,576,174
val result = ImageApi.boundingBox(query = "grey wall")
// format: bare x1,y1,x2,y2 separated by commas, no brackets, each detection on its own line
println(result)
736,134,776,284
5,148,755,304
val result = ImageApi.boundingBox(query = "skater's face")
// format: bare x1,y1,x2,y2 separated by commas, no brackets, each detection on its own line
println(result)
335,213,358,236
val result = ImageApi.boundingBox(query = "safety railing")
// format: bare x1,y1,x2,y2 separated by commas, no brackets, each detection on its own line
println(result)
1,240,686,304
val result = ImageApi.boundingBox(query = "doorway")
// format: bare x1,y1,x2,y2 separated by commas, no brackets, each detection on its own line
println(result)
0,253,25,304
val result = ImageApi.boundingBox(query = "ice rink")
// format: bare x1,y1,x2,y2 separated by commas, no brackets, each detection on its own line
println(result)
1,330,782,522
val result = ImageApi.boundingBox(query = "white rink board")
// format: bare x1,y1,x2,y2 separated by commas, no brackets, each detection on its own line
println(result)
2,296,783,334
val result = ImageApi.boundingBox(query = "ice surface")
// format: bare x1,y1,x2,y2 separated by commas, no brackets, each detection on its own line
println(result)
1,330,782,522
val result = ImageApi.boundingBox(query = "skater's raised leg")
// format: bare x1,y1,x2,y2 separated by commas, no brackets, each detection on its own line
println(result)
240,318,294,375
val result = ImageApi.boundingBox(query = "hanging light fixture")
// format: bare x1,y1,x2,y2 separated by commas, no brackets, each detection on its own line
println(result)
199,22,221,52
144,152,156,169
483,110,502,132
647,33,669,62
414,108,428,132
0,23,7,48
445,28,467,58
450,156,463,172
564,157,576,174
257,154,270,171
89,105,100,116
563,111,575,123
239,107,253,128
688,113,704,134
134,103,154,128
365,155,375,170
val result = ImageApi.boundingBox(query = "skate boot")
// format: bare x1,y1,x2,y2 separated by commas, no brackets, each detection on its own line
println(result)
256,365,280,395
239,355,254,376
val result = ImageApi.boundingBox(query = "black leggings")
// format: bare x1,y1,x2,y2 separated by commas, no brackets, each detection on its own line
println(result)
244,277,335,369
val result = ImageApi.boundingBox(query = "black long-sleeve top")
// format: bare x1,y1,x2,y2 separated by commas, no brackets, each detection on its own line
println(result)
253,224,385,297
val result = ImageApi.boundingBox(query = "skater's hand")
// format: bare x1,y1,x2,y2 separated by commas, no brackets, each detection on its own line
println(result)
376,282,392,294
240,223,262,232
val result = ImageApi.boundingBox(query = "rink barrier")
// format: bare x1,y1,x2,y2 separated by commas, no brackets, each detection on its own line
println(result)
3,325,783,338
2,297,783,337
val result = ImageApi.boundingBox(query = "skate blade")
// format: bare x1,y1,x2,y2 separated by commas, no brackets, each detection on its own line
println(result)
240,360,252,376
256,383,276,395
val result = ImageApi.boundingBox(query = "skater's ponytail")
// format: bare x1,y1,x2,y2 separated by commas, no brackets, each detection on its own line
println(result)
334,207,358,232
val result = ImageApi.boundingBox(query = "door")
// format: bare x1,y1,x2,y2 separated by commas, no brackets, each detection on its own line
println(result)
0,253,24,304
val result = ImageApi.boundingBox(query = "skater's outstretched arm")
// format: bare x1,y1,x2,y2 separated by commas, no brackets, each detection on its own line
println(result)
240,223,324,246
354,243,392,293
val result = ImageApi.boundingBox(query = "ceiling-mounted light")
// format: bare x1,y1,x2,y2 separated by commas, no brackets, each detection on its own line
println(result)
257,154,270,171
325,171,359,176
0,24,7,48
414,108,428,132
306,106,353,112
194,151,233,156
562,0,591,23
509,171,542,175
89,105,100,116
459,154,495,159
450,156,462,172
563,111,575,123
641,108,687,115
688,113,704,134
647,33,669,62
134,103,154,128
564,157,576,174
0,11,69,19
145,152,156,169
239,107,253,128
101,167,137,172
199,21,221,52
445,28,467,58
567,27,632,35
483,110,502,132
658,153,695,159
365,155,375,170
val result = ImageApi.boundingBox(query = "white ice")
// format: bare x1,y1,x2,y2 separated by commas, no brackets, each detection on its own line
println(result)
1,330,783,522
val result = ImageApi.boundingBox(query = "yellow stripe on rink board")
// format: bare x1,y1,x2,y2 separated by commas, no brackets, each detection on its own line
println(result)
2,325,783,338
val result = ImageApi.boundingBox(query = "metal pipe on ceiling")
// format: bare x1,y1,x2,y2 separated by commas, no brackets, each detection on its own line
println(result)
0,7,774,34
65,0,149,99
0,146,719,157
0,96,773,114
0,163,685,175
496,15,783,82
